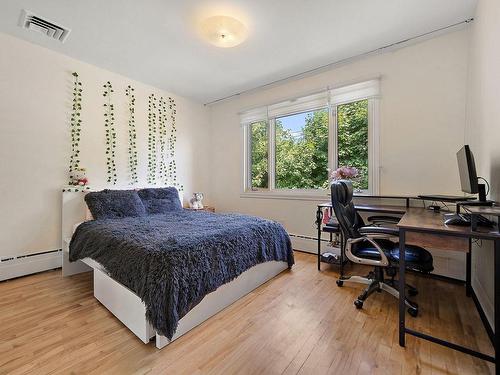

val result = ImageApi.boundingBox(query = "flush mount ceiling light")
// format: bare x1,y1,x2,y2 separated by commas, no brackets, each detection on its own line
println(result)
200,15,248,48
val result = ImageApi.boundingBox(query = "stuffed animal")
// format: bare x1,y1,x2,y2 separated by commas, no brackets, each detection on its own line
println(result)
189,192,204,209
72,167,88,186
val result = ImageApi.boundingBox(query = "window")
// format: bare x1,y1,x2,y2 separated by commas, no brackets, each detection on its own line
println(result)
275,109,329,189
242,79,379,196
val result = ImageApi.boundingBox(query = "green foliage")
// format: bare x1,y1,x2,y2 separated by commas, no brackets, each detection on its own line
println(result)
250,100,369,191
250,122,268,189
69,72,83,184
103,81,117,184
167,97,182,191
275,110,328,189
337,100,369,190
147,94,157,184
158,97,168,184
146,94,182,190
126,85,138,185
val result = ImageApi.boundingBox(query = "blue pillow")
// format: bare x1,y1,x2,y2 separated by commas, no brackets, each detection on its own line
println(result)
138,187,182,214
85,189,146,220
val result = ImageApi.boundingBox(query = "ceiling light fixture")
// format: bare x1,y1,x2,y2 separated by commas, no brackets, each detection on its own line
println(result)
200,15,248,48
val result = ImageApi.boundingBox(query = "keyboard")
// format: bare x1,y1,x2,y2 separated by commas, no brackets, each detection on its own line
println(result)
443,213,496,227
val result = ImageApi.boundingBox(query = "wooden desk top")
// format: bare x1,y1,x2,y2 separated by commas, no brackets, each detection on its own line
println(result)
398,207,500,240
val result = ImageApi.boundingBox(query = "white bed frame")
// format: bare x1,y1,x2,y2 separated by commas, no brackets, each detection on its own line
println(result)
61,189,289,349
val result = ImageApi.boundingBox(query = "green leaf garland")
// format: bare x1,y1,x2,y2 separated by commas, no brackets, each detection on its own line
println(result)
103,81,117,184
158,97,168,184
167,97,183,191
126,85,138,184
147,94,157,184
69,72,83,184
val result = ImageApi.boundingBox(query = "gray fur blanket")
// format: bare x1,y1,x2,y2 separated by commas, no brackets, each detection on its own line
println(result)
69,211,294,339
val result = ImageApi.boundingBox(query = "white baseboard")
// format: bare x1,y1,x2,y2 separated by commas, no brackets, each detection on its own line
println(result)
290,233,340,255
0,250,62,281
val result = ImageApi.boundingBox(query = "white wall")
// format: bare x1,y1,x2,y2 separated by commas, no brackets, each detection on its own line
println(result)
0,32,211,258
209,29,470,255
466,0,500,329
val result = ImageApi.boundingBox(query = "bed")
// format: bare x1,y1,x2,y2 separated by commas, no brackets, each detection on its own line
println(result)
61,187,293,349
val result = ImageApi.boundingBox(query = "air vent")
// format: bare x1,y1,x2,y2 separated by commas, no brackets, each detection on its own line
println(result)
19,9,71,43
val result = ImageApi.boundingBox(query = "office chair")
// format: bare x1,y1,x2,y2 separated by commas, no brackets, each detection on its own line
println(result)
330,180,434,317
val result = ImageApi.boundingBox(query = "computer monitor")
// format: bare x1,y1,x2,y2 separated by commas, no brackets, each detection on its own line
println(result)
456,145,486,201
457,145,478,194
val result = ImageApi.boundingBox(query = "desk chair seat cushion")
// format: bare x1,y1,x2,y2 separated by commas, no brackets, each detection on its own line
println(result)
388,245,434,273
352,240,434,273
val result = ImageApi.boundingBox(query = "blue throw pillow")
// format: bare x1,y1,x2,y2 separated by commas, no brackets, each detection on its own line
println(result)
85,189,146,220
138,187,182,214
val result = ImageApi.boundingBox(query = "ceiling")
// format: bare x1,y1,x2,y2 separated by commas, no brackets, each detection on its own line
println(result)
0,0,477,103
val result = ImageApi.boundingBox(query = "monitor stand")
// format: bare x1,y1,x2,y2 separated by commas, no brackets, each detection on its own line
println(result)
456,199,494,214
478,183,487,202
456,183,493,209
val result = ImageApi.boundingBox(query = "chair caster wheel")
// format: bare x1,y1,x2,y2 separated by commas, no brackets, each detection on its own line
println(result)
354,299,363,309
408,289,418,297
407,307,418,317
336,280,343,287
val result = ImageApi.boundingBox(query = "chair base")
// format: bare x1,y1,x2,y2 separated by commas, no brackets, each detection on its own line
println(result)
337,269,419,317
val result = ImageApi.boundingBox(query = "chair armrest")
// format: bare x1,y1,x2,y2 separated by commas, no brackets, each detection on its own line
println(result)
359,226,399,237
347,236,390,267
366,215,401,225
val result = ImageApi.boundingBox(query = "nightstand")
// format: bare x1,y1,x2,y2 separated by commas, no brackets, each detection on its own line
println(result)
184,206,215,213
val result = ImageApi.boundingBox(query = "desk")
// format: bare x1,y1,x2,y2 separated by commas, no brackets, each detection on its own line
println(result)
398,208,499,372
316,203,469,277
316,201,498,372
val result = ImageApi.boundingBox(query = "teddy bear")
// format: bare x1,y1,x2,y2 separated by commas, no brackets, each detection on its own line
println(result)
72,167,88,186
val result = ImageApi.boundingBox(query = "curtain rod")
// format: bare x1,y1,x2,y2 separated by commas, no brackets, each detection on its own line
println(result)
205,18,473,106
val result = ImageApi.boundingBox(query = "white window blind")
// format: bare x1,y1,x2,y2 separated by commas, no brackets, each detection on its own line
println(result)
239,107,268,125
329,79,380,105
267,91,328,119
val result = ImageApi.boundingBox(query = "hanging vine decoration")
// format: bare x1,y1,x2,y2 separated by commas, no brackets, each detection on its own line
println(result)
158,97,168,184
147,94,157,184
103,81,117,184
167,97,182,191
69,72,83,185
126,85,138,184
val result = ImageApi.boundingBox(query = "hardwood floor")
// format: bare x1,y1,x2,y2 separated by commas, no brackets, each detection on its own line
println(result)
0,251,494,374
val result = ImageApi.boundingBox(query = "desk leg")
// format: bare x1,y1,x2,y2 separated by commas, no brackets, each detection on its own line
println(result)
466,238,472,297
495,239,499,375
316,207,323,271
340,232,345,278
399,229,406,347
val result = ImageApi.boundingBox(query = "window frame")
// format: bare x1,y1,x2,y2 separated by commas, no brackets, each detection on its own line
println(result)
242,80,380,199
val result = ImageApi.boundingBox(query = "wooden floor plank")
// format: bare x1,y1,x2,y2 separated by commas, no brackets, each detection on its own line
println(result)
0,252,494,375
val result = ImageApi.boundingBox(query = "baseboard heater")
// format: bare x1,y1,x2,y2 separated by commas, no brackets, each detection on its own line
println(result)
0,249,62,281
288,233,340,254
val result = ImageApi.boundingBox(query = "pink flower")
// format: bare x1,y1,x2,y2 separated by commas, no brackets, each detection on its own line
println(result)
329,166,359,181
